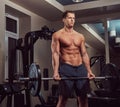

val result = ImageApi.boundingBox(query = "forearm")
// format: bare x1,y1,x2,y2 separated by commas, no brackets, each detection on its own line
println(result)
82,53,92,73
52,53,60,74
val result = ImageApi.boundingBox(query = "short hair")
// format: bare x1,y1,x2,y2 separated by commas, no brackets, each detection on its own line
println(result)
62,10,75,18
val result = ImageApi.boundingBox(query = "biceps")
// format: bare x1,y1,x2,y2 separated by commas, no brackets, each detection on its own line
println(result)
81,42,87,57
51,40,60,55
51,41,60,66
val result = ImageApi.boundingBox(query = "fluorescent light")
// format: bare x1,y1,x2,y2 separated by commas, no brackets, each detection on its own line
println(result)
107,20,110,28
72,0,84,3
110,30,116,37
115,37,120,43
110,26,116,37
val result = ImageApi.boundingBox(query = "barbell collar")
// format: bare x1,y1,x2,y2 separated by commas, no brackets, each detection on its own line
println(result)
19,77,38,81
19,77,30,81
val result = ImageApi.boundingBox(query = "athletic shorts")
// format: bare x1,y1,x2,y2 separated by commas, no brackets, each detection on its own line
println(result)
58,63,90,98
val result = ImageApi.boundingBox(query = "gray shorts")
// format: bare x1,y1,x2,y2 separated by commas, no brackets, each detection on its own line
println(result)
58,63,90,98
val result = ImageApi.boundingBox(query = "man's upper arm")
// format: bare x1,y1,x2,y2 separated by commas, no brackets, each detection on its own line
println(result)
80,36,87,56
51,33,60,54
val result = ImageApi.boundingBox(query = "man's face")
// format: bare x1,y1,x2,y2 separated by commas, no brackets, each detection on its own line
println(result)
63,13,75,28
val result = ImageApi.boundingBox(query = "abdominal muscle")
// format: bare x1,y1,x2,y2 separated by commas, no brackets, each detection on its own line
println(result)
60,48,83,66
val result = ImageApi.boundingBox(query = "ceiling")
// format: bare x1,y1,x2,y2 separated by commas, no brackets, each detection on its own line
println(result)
9,0,120,52
56,0,97,5
9,0,120,22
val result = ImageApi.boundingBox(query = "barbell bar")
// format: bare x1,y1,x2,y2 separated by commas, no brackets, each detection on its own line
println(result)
19,76,113,81
41,76,113,80
17,63,119,96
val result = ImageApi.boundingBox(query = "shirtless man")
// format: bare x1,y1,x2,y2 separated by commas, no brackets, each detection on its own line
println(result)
51,10,95,107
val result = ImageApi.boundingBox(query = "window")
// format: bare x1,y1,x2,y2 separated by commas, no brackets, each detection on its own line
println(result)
5,13,19,37
5,13,19,80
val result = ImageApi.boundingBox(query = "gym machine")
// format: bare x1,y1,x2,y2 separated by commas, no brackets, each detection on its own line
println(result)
0,26,55,107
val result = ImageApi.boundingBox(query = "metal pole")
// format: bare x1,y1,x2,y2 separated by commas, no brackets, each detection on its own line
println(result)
103,19,110,63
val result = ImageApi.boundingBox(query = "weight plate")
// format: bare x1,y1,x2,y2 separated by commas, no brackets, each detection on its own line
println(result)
100,63,120,91
29,63,41,96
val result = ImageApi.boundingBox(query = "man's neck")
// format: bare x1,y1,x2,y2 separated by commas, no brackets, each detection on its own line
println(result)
64,26,73,33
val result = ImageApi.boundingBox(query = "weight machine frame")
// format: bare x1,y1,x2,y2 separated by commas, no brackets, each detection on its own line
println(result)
0,26,53,107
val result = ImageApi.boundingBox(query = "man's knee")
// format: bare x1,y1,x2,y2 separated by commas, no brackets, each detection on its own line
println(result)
77,96,88,106
58,95,68,104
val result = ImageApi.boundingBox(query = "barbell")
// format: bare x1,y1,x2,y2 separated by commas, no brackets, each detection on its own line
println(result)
18,63,120,96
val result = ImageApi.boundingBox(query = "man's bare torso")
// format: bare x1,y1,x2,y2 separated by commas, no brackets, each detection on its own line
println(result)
57,29,84,66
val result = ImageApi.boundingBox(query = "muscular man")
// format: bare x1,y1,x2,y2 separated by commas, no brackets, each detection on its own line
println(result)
51,10,95,107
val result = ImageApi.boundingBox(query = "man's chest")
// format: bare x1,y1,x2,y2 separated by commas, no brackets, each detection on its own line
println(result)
59,35,81,47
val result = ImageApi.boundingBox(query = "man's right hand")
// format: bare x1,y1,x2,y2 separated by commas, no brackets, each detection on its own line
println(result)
53,72,61,80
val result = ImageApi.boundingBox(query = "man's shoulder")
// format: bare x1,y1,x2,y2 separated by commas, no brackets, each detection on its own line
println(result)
52,29,63,38
74,30,84,38
56,28,63,34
